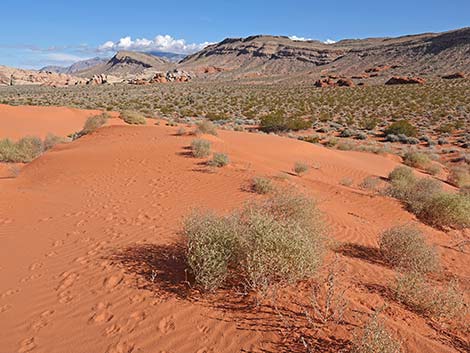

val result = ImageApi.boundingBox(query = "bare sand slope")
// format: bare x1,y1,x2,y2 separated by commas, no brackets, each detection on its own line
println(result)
0,119,468,353
0,104,123,140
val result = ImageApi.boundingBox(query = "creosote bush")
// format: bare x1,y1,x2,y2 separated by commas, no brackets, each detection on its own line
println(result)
259,112,311,133
184,190,326,292
191,139,211,158
402,150,430,169
251,177,274,194
121,110,146,125
384,120,417,137
379,225,439,273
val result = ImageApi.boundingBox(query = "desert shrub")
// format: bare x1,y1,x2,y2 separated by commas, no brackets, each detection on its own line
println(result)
419,193,470,229
393,272,467,321
337,141,355,151
121,110,146,125
352,312,402,353
251,177,274,194
324,137,339,147
81,113,108,134
360,176,380,190
43,133,63,150
184,190,325,292
260,112,311,133
176,127,186,136
424,163,441,176
384,120,417,137
379,225,439,273
300,135,320,144
195,120,217,135
447,166,470,188
402,151,430,169
0,136,44,163
361,117,381,131
191,139,211,158
293,161,309,176
388,166,414,183
184,212,240,291
208,153,229,167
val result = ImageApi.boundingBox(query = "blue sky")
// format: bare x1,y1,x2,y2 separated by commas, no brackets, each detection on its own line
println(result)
1,0,469,69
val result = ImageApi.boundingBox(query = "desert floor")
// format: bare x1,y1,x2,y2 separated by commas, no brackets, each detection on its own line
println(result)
0,105,468,353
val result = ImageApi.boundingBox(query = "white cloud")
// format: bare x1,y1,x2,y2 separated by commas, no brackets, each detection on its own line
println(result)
45,53,89,63
324,39,337,44
98,35,212,54
289,35,312,41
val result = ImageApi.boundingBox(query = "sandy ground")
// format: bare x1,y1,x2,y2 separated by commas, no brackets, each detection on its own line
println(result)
0,106,469,353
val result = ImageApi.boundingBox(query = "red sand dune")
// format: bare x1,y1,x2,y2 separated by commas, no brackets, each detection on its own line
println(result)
0,107,469,353
0,104,123,140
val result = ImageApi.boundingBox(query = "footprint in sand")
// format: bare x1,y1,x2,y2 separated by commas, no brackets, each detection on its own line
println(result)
89,302,114,324
104,324,122,336
197,325,211,335
103,275,124,291
106,341,135,353
29,262,43,271
18,337,36,353
158,316,175,334
1,288,20,299
1,304,12,313
56,272,79,292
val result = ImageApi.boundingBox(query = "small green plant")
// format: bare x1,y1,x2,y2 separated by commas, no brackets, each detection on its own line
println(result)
384,120,417,137
121,111,146,125
191,139,211,158
379,225,439,273
251,177,274,194
294,162,309,176
208,153,229,167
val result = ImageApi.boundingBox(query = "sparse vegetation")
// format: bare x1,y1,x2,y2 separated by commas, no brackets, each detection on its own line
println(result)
0,136,44,163
208,153,229,167
402,150,430,169
384,120,417,137
293,161,309,176
80,113,109,136
121,110,146,125
251,177,274,194
195,120,217,135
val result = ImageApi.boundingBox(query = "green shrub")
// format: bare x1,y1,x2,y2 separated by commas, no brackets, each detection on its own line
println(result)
419,193,470,229
121,111,146,125
393,272,467,321
294,162,309,176
196,120,218,135
208,153,229,167
184,190,325,292
81,113,109,134
191,139,211,158
251,177,274,194
352,312,402,353
379,225,439,273
260,112,311,133
384,120,417,137
402,151,430,169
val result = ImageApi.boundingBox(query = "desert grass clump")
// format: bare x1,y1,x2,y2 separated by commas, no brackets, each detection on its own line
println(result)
43,133,64,150
393,272,467,322
352,312,402,353
81,113,109,134
251,177,274,194
190,139,211,158
379,225,439,273
121,110,146,125
195,120,218,135
0,136,44,163
208,153,230,167
293,161,309,176
402,150,430,169
360,176,381,191
184,190,326,292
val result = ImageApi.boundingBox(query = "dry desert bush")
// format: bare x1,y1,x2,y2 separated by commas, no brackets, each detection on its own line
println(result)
190,139,211,158
0,136,44,163
120,110,146,125
184,190,326,292
379,225,439,273
208,153,229,167
251,177,274,194
195,120,217,136
293,161,309,176
81,113,109,135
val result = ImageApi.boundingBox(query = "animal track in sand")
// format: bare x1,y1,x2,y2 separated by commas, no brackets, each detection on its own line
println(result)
56,272,79,292
106,341,135,353
29,262,43,271
1,288,20,298
0,304,12,313
197,325,211,335
104,323,122,336
89,303,114,324
18,337,36,353
157,316,175,334
29,310,55,333
103,274,124,290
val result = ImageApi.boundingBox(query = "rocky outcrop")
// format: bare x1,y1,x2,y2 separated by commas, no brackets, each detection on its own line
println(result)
385,76,426,85
314,77,355,88
442,72,465,79
129,69,192,85
336,78,355,87
86,74,107,85
0,65,83,86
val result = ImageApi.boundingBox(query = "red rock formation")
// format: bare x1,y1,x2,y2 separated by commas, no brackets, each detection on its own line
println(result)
337,78,355,87
385,76,426,85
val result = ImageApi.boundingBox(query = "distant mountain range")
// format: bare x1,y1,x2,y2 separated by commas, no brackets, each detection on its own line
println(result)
3,27,469,86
